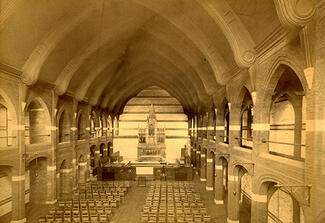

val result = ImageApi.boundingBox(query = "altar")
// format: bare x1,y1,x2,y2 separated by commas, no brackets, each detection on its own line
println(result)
137,104,166,162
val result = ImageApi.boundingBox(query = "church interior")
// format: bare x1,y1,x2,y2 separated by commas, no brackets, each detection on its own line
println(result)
0,0,324,223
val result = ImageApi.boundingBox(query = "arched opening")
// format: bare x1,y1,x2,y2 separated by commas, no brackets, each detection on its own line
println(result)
58,109,70,143
240,89,253,148
268,66,306,160
0,165,13,218
268,185,304,223
28,157,47,204
77,155,87,184
224,103,230,144
77,113,85,140
24,99,50,144
0,91,17,147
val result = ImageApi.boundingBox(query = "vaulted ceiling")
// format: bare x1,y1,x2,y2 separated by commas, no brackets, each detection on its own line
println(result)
1,0,301,115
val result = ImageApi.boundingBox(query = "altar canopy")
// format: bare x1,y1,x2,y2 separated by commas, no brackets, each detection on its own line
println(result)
137,104,166,162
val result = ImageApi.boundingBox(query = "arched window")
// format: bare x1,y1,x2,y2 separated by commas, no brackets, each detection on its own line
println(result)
224,103,230,144
270,97,295,156
25,100,50,144
240,89,254,148
58,110,70,143
268,66,305,160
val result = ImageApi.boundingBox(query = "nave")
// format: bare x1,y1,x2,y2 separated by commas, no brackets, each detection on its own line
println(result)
0,1,325,223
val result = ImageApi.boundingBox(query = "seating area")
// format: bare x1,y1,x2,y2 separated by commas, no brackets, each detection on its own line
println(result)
38,181,131,223
141,181,211,223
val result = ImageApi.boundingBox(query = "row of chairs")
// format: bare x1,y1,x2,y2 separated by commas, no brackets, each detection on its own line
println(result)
38,181,131,223
141,181,211,223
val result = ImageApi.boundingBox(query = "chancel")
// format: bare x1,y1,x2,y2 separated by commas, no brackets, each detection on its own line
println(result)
137,104,166,162
0,1,324,223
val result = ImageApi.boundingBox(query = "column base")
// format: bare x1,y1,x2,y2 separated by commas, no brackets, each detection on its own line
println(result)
205,186,213,191
45,199,57,205
10,218,26,223
200,178,206,182
214,199,224,205
227,218,239,223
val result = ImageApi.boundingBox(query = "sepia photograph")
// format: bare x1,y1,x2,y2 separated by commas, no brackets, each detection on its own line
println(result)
0,0,324,222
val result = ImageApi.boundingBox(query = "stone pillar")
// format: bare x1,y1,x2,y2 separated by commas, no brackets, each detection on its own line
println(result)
78,162,87,184
196,149,201,175
191,147,197,168
71,100,78,190
303,4,325,222
205,151,214,191
46,90,58,204
227,166,240,223
45,164,56,205
229,104,241,148
194,115,198,140
200,150,206,181
59,168,73,199
94,150,100,168
71,158,77,190
214,157,225,205
56,172,60,199
86,154,91,182
11,83,27,223
250,189,268,223
215,104,224,143
11,170,26,223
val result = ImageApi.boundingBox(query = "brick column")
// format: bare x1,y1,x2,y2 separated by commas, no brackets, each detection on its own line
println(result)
71,101,78,190
11,170,26,223
94,149,100,168
200,149,206,181
227,166,240,223
59,167,73,199
250,186,268,223
71,158,77,190
303,4,325,222
191,147,197,168
86,154,91,182
11,83,27,223
205,151,214,191
196,149,201,175
46,91,57,204
78,161,87,184
214,156,225,205
229,103,241,148
45,164,56,205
